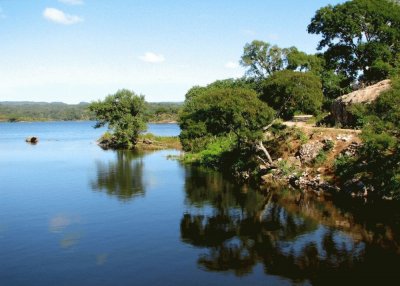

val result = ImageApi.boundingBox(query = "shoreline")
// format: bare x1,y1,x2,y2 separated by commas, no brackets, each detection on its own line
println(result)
0,119,178,124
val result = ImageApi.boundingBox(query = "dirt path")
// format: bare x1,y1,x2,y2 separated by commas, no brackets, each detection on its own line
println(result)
283,121,361,134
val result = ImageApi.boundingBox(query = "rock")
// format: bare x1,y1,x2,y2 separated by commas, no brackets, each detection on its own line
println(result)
336,134,352,142
331,79,391,126
298,141,324,163
341,142,362,157
25,136,39,144
143,139,153,144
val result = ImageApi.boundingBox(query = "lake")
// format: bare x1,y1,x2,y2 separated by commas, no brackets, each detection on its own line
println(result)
1,121,400,285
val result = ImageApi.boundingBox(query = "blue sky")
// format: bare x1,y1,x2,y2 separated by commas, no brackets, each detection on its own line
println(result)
0,0,344,103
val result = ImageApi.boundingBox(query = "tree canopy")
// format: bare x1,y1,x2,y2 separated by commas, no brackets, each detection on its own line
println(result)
179,86,274,152
308,0,400,85
240,41,324,79
261,70,324,119
89,89,147,149
240,40,286,78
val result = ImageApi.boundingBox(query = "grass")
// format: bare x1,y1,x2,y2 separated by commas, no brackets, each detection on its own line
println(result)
136,133,181,150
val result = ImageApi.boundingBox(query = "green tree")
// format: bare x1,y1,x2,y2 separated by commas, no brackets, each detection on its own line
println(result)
261,70,324,119
308,0,400,85
240,40,286,79
285,47,323,73
240,41,325,80
179,87,274,152
89,89,147,149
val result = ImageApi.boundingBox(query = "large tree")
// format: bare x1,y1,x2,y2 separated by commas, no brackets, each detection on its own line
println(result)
308,0,400,85
261,70,324,119
89,89,147,149
179,87,274,152
240,41,324,80
240,40,287,79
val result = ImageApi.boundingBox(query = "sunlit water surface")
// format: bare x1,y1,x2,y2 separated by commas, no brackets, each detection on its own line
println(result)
1,121,399,285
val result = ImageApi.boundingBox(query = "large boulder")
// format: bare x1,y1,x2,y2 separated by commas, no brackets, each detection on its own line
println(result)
331,79,391,126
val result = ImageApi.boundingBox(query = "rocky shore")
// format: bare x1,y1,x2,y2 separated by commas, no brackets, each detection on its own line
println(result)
258,123,374,199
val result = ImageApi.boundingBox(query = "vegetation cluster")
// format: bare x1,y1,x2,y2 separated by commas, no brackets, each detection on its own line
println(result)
54,0,400,199
0,101,180,123
176,0,400,199
0,102,93,122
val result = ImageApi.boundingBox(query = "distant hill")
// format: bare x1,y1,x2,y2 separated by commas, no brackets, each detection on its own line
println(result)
0,101,182,122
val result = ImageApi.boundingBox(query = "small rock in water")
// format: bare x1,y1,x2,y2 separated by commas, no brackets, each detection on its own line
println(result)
25,136,39,144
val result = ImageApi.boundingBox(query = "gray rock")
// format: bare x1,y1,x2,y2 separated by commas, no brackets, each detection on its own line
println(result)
298,142,324,163
331,79,391,126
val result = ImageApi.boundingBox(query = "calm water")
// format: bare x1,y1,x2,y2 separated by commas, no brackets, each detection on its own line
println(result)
1,121,400,285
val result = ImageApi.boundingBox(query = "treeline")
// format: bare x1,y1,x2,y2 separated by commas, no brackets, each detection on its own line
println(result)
0,101,182,122
0,102,93,122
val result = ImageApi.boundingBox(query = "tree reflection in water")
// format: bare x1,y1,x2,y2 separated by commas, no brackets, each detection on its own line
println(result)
91,150,145,201
181,167,400,283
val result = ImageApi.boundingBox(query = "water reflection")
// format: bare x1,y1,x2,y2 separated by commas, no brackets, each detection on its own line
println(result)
91,150,145,201
49,213,83,249
181,168,400,283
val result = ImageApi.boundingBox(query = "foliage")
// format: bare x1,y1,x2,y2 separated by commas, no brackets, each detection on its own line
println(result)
320,69,352,99
89,89,147,149
184,78,259,100
335,77,400,198
276,159,300,176
0,101,93,122
240,41,323,80
179,86,274,152
144,102,182,122
261,70,324,119
240,40,286,78
0,101,180,123
137,133,181,150
285,47,324,74
308,0,400,85
182,136,236,168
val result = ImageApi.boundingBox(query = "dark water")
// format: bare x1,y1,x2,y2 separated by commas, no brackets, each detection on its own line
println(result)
1,121,400,285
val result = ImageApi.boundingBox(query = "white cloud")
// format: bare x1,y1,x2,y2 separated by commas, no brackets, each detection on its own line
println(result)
225,61,239,69
43,8,83,25
139,52,165,63
58,0,84,5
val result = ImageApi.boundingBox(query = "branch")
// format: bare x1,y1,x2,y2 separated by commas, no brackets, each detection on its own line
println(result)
256,140,273,164
263,119,277,131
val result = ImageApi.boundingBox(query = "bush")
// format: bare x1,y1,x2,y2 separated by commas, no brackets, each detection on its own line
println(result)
261,70,323,119
335,77,400,199
179,86,274,152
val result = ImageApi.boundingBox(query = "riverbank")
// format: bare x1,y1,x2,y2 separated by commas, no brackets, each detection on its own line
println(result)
136,133,182,150
96,132,181,151
259,121,368,198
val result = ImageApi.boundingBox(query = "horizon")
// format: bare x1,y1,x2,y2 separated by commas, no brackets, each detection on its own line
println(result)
0,0,344,104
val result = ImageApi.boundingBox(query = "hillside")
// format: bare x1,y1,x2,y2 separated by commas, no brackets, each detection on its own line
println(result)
0,101,182,123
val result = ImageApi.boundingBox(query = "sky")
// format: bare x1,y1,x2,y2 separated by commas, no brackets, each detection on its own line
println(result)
0,0,344,103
